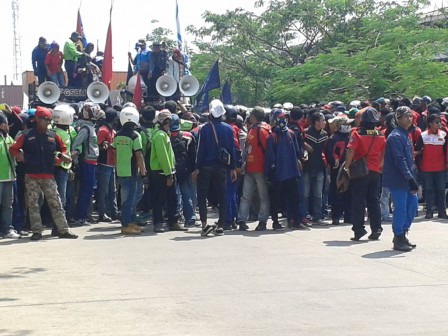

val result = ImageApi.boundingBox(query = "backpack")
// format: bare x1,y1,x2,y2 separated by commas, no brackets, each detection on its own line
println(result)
170,131,189,183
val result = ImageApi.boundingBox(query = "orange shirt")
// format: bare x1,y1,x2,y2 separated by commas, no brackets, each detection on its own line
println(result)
245,123,270,174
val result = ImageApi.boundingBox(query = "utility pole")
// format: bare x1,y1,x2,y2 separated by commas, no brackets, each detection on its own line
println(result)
12,0,22,82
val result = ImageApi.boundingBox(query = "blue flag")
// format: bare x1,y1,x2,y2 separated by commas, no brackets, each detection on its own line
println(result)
201,91,209,113
77,10,88,48
195,60,220,109
221,81,232,105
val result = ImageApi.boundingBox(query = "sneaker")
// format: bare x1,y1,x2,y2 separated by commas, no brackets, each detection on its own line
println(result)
169,223,188,231
313,219,328,226
291,223,311,230
438,213,448,219
184,221,196,228
301,218,312,227
30,233,43,241
350,228,368,241
121,226,141,235
273,222,285,231
201,224,216,237
381,216,392,222
137,212,152,220
5,229,21,239
212,227,224,236
51,229,59,237
331,219,340,225
154,224,165,233
18,231,29,237
424,213,433,219
368,231,382,240
129,223,144,232
58,231,78,239
255,222,267,231
98,215,112,223
222,224,233,231
238,221,249,231
71,219,89,227
231,222,238,230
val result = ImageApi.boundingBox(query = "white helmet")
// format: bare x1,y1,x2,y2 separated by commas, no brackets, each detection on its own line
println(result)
120,106,140,126
81,102,102,121
123,102,137,109
209,99,226,118
283,102,293,110
52,104,75,126
349,100,361,108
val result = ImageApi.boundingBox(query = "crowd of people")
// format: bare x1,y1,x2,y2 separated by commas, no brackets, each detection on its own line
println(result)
1,95,447,252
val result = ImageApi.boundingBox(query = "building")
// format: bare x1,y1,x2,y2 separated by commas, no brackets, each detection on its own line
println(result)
0,85,24,107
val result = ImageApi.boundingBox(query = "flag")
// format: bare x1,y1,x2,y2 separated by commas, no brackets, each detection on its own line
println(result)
126,58,133,85
102,6,113,89
132,73,142,110
194,60,220,109
175,0,183,51
76,9,88,48
221,81,232,105
200,91,209,113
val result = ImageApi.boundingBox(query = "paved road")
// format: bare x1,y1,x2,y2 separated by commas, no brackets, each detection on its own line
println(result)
1,215,447,336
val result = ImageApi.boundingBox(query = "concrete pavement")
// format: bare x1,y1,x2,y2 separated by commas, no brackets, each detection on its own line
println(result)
1,214,448,336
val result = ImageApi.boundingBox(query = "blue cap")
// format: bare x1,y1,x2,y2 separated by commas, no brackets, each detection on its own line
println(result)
170,114,180,132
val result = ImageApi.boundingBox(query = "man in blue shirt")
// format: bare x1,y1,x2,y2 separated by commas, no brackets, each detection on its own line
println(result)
31,37,49,85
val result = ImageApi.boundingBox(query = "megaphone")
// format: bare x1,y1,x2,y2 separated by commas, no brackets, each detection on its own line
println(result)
179,75,199,97
37,81,60,104
87,82,110,103
127,74,147,94
156,75,177,97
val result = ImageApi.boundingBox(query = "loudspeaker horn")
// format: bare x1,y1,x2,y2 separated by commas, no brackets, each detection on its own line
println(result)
87,82,110,103
127,74,147,94
179,75,199,97
156,75,177,97
37,81,60,104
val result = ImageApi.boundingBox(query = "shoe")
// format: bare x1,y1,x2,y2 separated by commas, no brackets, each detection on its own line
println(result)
350,228,368,241
301,218,312,227
313,219,328,226
212,227,224,236
222,224,233,231
58,231,78,239
231,222,238,230
154,224,165,233
438,213,448,219
137,212,152,220
184,221,196,228
129,223,144,232
368,232,382,240
238,221,249,231
169,223,188,231
121,226,141,235
255,222,267,231
71,219,89,227
393,234,413,252
98,215,112,223
404,230,417,249
424,213,433,219
30,233,42,241
331,219,340,225
273,222,285,231
291,223,310,230
201,224,216,237
18,231,29,237
381,216,392,222
5,229,21,239
51,229,59,237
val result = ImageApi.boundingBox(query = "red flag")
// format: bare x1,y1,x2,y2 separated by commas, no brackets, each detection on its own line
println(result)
132,73,142,110
102,8,113,89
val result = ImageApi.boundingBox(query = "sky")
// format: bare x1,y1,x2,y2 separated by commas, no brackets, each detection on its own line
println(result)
0,0,260,85
0,0,446,85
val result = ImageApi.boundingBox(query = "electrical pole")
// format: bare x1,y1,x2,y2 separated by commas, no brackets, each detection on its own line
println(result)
12,0,22,82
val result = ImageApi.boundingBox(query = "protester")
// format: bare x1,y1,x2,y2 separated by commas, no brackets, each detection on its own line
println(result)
63,32,84,87
32,37,49,85
44,42,65,87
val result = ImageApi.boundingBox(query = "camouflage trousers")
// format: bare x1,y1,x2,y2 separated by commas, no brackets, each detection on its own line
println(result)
25,177,69,234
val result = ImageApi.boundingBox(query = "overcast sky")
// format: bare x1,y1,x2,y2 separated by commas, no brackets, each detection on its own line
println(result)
0,0,445,85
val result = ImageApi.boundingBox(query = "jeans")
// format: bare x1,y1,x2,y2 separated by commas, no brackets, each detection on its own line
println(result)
179,177,196,224
390,188,418,235
134,175,145,216
271,177,300,224
48,72,65,87
0,182,13,235
303,170,324,220
329,168,352,221
12,181,25,232
422,171,446,215
237,173,270,223
96,165,118,218
226,170,237,224
75,162,96,221
65,60,78,87
380,187,391,219
197,167,227,226
350,171,382,234
55,168,69,209
118,176,137,227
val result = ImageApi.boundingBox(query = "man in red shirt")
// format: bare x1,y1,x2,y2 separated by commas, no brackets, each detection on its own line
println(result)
10,107,77,241
415,114,448,219
44,42,65,87
236,107,271,230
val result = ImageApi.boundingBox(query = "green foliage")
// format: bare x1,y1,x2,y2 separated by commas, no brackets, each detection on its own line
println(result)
187,0,448,105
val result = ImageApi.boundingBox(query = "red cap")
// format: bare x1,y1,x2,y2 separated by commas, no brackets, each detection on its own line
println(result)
11,106,21,115
35,106,52,119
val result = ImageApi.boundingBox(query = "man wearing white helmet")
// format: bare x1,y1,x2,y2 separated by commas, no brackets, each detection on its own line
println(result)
71,102,100,226
112,106,147,235
52,104,75,230
193,99,237,236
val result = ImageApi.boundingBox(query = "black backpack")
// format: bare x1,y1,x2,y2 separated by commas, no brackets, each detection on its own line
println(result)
170,131,189,183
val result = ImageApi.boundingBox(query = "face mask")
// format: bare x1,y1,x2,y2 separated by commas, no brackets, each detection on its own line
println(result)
338,124,351,133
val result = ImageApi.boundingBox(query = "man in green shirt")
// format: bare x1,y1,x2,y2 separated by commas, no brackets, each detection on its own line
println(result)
113,107,147,235
150,109,187,233
63,32,84,87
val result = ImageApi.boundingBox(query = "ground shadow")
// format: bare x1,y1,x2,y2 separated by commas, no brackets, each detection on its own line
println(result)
0,267,46,279
362,249,408,259
0,238,50,246
88,226,122,232
83,230,158,240
323,240,370,247
0,329,34,335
